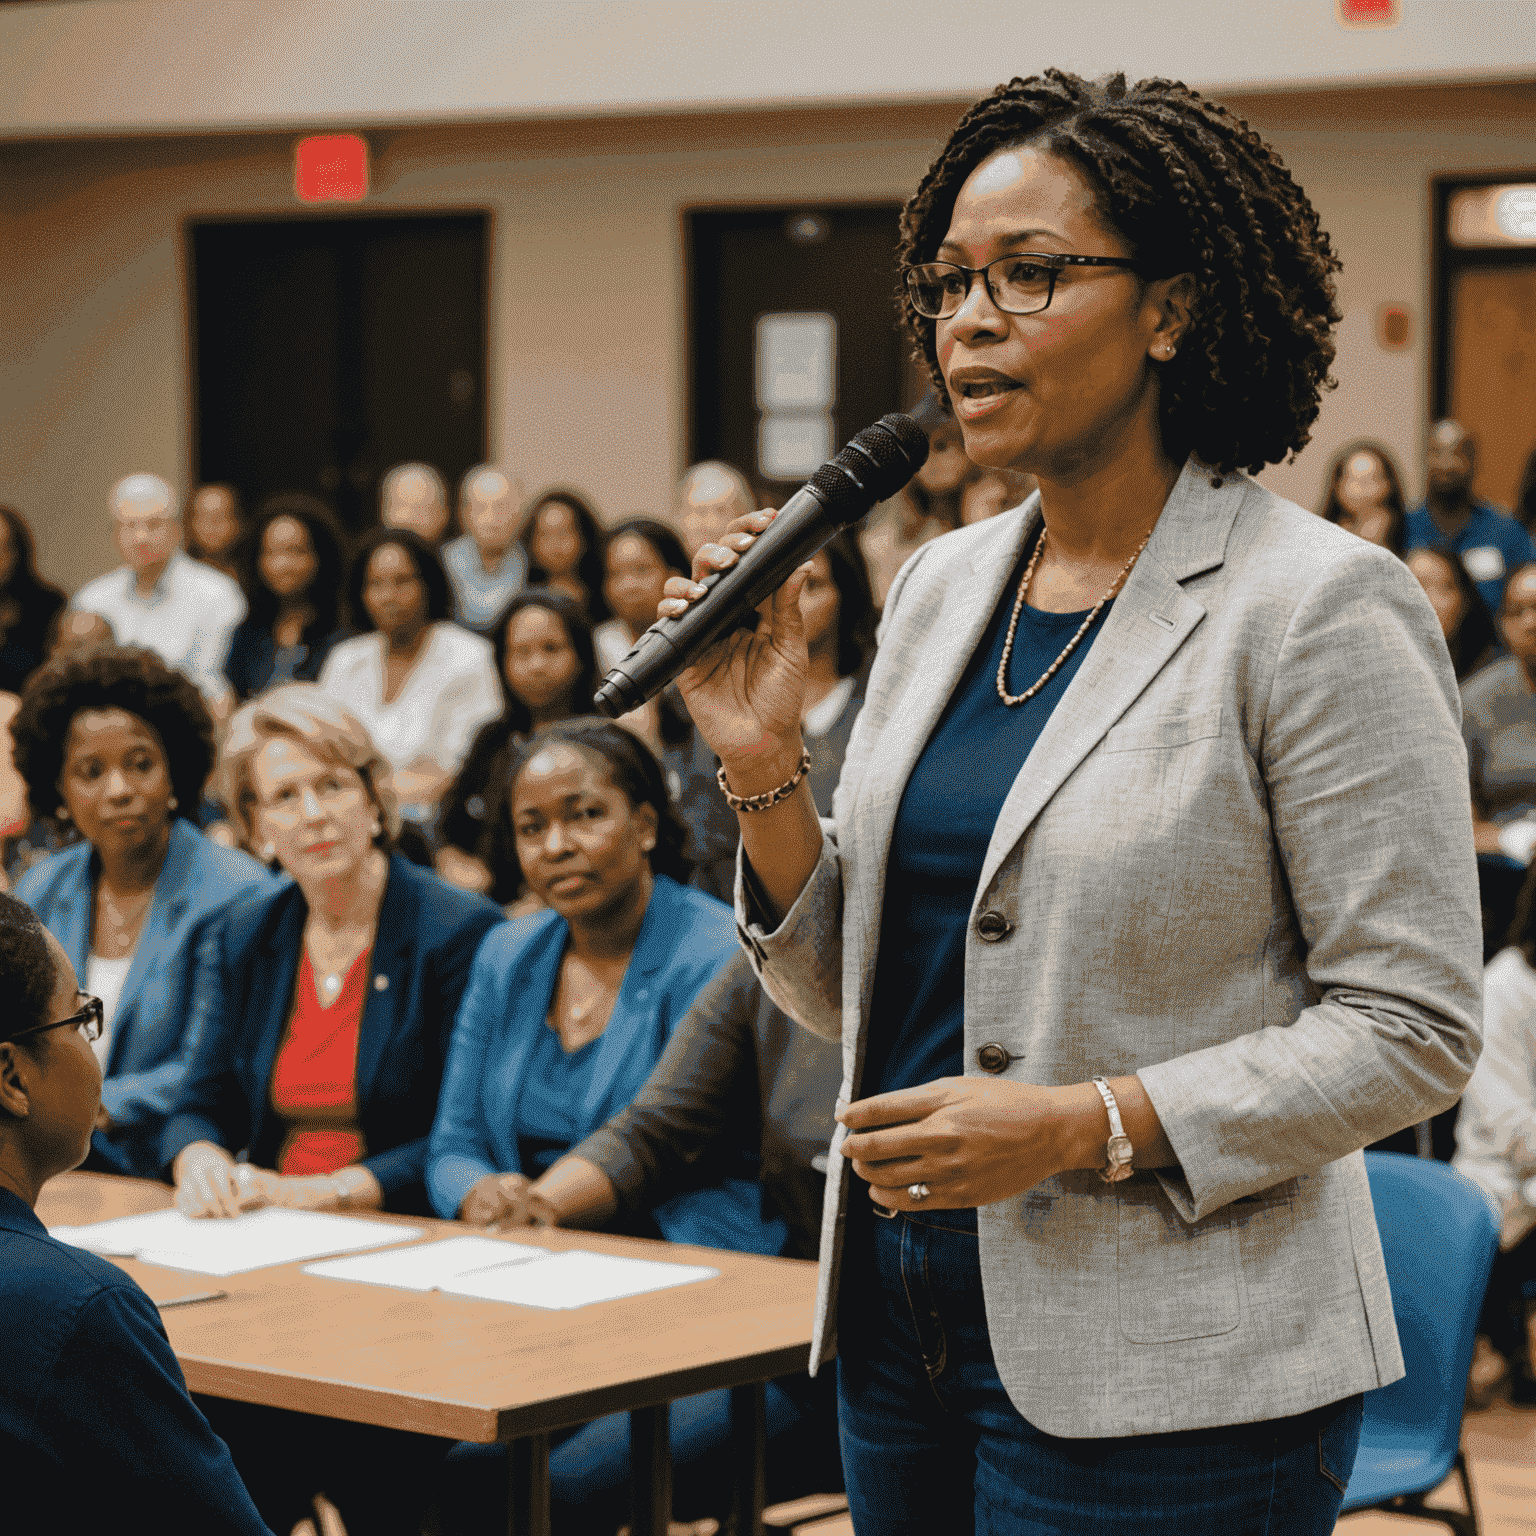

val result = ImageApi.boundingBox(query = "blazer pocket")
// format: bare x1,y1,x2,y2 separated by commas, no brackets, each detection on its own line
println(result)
1117,1180,1241,1343
1102,707,1223,754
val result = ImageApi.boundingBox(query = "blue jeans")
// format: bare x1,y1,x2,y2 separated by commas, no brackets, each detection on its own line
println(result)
836,1201,1362,1535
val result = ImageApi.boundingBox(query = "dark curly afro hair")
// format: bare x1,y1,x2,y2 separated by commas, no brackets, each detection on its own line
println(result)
897,69,1343,475
0,891,60,1049
11,645,216,823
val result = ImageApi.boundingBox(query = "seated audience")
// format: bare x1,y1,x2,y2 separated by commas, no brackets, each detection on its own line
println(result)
318,528,502,815
437,588,599,898
675,460,757,558
164,684,502,1219
378,461,450,545
0,893,272,1533
0,504,66,694
1406,419,1533,613
1406,546,1500,681
959,467,1036,526
1464,563,1536,955
593,516,689,674
50,608,114,658
186,482,246,581
861,393,969,607
12,647,272,1178
443,464,526,633
73,473,246,713
1454,867,1536,1404
439,951,844,1533
521,487,609,620
1317,439,1407,555
224,493,350,699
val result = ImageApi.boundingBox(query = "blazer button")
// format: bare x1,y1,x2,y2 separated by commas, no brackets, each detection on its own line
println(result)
976,1043,1013,1075
976,910,1013,942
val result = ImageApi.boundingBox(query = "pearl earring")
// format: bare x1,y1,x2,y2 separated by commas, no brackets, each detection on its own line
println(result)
642,837,656,852
261,843,276,863
167,796,179,810
370,819,382,837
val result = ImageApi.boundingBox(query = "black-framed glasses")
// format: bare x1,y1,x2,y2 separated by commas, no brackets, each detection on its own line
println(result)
903,253,1148,320
2,993,104,1046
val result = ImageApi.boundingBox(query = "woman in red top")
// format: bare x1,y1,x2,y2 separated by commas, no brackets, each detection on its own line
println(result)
164,684,502,1218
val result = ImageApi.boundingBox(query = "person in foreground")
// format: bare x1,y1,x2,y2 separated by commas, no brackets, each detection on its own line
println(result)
164,684,503,1219
13,646,273,1178
663,69,1482,1534
0,892,272,1533
427,719,750,1533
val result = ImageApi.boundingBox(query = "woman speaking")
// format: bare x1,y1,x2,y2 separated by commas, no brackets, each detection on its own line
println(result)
663,71,1481,1533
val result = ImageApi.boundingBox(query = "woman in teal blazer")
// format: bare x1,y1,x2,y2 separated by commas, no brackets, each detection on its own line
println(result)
13,648,273,1179
427,720,770,1251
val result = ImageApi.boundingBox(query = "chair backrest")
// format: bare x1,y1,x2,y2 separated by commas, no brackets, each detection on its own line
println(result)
1363,1152,1499,1443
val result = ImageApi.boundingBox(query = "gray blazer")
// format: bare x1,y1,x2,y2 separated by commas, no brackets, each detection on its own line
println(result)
736,460,1483,1438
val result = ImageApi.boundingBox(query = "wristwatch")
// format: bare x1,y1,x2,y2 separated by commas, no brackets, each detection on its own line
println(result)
1092,1076,1134,1184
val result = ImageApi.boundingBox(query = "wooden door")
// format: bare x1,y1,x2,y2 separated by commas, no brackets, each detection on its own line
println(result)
1449,264,1536,511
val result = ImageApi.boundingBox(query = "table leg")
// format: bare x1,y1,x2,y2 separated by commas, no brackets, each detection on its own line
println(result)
505,1432,551,1536
629,1402,672,1536
729,1382,767,1536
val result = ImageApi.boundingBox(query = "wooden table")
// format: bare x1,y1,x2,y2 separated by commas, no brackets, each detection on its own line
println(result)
38,1172,821,1536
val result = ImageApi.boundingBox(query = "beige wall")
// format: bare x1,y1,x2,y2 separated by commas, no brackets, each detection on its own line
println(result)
3,82,1535,594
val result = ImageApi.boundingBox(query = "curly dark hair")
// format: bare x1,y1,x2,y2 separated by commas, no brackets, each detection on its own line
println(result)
346,527,452,633
11,646,215,823
484,717,693,901
0,892,59,1051
245,491,349,640
896,69,1342,474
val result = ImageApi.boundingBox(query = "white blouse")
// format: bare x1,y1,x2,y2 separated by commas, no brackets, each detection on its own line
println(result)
317,623,503,778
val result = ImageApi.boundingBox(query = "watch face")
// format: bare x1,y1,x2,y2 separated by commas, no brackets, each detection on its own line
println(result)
1107,1135,1133,1163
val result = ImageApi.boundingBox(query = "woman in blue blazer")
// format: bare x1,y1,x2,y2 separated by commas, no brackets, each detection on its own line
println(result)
162,685,503,1222
427,718,760,1246
12,647,274,1179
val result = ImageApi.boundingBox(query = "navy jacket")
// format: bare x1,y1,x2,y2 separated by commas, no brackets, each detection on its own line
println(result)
426,875,780,1250
0,1186,272,1533
16,819,275,1178
161,854,503,1213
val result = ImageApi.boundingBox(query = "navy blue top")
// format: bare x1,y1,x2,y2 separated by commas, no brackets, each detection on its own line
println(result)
864,544,1111,1105
1403,499,1533,614
517,1025,602,1175
0,1186,272,1533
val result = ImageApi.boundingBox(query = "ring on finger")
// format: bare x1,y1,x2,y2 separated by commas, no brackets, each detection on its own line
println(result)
908,1182,930,1201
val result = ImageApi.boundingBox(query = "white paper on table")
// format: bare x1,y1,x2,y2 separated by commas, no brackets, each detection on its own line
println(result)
302,1235,546,1291
439,1248,719,1310
48,1207,418,1275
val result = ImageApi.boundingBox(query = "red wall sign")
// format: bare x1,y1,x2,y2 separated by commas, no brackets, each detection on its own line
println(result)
1335,0,1400,27
294,135,369,204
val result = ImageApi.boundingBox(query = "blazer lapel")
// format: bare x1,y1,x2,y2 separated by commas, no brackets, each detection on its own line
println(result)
106,821,196,1075
354,858,416,1107
248,891,306,1133
846,506,1039,990
974,462,1242,898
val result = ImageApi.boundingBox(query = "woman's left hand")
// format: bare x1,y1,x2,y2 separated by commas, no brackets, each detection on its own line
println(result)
838,1078,1090,1211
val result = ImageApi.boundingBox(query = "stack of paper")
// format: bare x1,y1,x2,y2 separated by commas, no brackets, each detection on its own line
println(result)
303,1236,719,1309
49,1207,418,1276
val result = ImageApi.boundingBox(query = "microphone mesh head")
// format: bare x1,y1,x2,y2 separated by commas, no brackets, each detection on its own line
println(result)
808,413,931,515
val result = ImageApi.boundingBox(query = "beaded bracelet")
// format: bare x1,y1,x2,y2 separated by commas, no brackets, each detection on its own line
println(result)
716,747,813,813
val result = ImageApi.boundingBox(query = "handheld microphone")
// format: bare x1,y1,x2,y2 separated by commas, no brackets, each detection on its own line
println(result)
593,412,929,718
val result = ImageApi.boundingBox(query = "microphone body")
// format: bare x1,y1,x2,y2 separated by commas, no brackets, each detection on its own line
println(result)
593,413,929,717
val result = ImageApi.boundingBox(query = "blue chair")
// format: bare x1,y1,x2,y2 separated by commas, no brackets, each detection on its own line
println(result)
1339,1152,1500,1535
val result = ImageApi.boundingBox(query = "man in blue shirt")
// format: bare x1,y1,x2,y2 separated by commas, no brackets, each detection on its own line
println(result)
1404,419,1532,613
0,894,271,1534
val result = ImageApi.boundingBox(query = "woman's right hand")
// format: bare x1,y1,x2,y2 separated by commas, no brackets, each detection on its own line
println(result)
457,1171,515,1227
660,511,812,785
173,1141,251,1219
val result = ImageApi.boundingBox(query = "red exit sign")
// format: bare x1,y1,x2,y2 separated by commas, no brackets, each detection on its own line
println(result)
294,135,368,204
1336,0,1400,26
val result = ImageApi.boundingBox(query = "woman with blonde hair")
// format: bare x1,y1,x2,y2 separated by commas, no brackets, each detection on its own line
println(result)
162,683,502,1220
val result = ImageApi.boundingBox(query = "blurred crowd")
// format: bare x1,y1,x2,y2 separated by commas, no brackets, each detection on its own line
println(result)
6,401,1536,1529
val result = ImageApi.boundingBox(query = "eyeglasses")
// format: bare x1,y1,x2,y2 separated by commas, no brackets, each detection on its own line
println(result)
3,993,104,1046
903,253,1148,320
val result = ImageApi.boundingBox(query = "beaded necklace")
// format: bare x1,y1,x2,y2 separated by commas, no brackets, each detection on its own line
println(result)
995,525,1153,707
